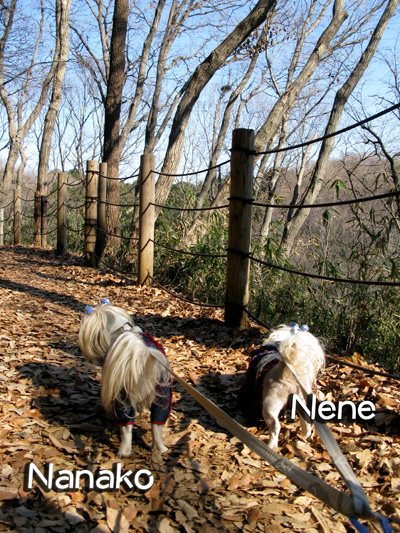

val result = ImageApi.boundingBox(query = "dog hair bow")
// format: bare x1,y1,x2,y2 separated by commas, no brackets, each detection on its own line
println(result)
290,322,309,332
85,298,110,315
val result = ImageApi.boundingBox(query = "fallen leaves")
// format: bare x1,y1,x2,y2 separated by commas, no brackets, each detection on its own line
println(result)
0,246,399,532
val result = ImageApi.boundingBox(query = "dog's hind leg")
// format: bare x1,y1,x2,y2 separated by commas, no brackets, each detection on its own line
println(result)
118,425,133,457
299,413,312,439
262,397,286,449
151,424,168,454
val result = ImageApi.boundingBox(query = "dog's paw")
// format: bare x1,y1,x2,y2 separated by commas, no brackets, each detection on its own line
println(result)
117,446,132,458
267,438,279,449
154,443,168,454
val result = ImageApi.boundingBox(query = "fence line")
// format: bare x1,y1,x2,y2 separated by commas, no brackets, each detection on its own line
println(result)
148,274,224,308
150,202,229,212
249,254,400,286
152,238,226,259
2,102,400,330
243,189,400,209
152,158,231,178
254,102,400,156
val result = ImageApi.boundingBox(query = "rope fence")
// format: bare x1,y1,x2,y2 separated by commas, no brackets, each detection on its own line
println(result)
1,111,400,530
248,253,400,286
1,103,399,310
240,189,400,209
151,238,226,258
253,102,400,156
148,274,224,308
150,202,229,212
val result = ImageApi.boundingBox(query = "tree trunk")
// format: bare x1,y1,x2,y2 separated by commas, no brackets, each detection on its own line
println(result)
0,0,58,207
280,0,400,256
103,0,129,249
190,0,348,232
253,0,348,154
154,0,277,209
37,0,71,191
36,0,71,246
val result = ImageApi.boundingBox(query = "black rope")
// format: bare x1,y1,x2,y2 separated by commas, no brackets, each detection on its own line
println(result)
45,206,59,219
94,254,137,278
326,355,400,381
20,212,36,220
65,224,83,233
41,226,58,236
249,253,400,286
99,199,139,209
254,102,400,156
0,199,14,209
1,212,14,223
42,189,57,200
91,170,139,182
148,274,224,308
239,189,400,209
65,202,86,210
120,172,139,181
99,229,138,242
67,179,86,187
153,159,231,178
151,202,229,212
243,308,270,330
152,239,226,259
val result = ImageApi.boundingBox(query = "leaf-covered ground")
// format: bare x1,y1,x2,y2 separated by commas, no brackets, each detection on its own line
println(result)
0,245,399,533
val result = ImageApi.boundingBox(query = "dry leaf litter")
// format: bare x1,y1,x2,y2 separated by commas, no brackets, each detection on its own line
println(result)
0,246,399,533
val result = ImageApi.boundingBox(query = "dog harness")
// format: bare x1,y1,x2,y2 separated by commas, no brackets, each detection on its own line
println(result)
238,342,281,421
113,332,172,426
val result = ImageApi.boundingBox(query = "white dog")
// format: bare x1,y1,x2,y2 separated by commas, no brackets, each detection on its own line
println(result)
238,323,325,448
78,299,172,457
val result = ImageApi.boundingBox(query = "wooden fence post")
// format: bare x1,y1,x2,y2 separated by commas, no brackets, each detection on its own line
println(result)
225,129,254,329
85,160,99,267
34,185,43,246
0,208,3,246
41,188,48,248
96,162,107,268
138,154,155,285
57,172,67,255
14,187,21,245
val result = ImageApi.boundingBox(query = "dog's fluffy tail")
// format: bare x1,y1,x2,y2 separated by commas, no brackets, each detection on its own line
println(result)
267,326,325,393
101,331,170,415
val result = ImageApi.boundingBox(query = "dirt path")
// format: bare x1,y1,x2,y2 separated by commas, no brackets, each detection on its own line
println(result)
0,245,399,532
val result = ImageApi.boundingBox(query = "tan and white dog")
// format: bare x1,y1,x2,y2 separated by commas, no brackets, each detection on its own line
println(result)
238,323,325,448
78,299,171,457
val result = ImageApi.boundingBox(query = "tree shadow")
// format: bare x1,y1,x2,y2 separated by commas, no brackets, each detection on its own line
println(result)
0,277,83,313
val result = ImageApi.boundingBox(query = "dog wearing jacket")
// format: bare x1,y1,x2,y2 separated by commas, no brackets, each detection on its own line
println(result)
238,323,325,448
78,299,172,457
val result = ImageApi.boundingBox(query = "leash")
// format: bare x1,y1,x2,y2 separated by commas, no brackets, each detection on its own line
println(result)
282,357,392,532
151,355,391,530
88,303,391,530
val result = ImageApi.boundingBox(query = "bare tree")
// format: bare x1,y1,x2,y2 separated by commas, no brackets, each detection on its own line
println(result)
280,0,400,256
154,0,277,208
102,0,129,244
37,0,71,185
35,0,71,245
0,0,60,207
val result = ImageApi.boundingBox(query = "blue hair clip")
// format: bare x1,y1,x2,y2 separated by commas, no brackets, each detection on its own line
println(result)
290,322,309,332
85,305,93,315
101,298,110,306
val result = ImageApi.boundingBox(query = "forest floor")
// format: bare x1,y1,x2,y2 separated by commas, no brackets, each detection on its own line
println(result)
0,245,399,533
